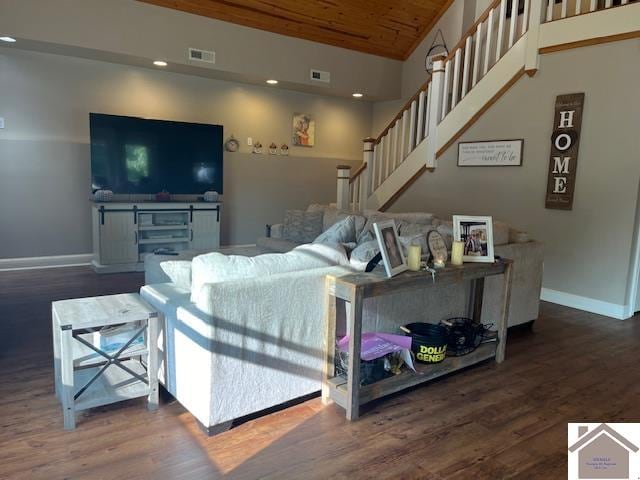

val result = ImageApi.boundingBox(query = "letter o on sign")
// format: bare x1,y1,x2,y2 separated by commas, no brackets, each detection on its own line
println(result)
552,130,577,152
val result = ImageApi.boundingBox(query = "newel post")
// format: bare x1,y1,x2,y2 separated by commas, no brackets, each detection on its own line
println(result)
426,55,446,168
524,0,543,75
360,137,375,211
336,165,351,211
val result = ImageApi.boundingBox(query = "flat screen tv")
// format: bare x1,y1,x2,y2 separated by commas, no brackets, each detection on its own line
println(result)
90,113,223,195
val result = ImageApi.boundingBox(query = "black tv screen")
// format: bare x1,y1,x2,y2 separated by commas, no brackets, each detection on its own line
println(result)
90,113,223,194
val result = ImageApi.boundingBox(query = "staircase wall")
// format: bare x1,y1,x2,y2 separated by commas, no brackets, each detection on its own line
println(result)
388,39,640,315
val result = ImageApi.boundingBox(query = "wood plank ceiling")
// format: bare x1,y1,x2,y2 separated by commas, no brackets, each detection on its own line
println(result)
138,0,453,60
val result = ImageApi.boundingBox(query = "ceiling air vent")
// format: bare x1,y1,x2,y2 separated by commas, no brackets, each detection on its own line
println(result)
310,69,330,83
188,48,215,64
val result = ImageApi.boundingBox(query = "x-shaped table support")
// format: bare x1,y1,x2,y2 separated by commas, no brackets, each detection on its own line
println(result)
72,325,148,401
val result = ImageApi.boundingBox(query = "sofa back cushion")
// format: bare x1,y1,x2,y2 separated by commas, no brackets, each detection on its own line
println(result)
190,243,349,303
314,215,358,245
282,210,323,243
307,203,366,237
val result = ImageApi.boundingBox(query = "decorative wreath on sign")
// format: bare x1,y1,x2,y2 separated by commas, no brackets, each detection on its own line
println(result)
425,29,449,75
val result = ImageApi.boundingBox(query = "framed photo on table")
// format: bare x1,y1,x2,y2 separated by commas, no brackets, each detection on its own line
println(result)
373,220,407,278
452,215,495,263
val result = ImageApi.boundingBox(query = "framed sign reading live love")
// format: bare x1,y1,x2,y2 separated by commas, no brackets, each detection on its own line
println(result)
545,93,585,210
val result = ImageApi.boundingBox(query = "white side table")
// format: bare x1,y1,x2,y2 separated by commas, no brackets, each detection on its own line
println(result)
52,293,159,429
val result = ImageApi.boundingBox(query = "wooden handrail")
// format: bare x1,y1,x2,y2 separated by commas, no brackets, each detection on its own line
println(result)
349,163,367,184
374,80,430,145
445,0,502,63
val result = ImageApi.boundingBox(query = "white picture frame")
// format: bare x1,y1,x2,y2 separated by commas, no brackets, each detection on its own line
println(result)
373,220,407,278
452,215,495,263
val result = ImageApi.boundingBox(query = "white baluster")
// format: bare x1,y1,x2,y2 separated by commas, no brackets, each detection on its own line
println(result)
575,0,581,15
392,122,400,169
426,57,445,168
378,137,385,187
508,0,518,47
336,165,351,211
409,99,417,150
484,8,494,75
424,85,432,140
605,0,613,7
547,0,554,21
371,144,377,192
589,0,596,12
361,138,374,209
561,0,568,18
384,127,393,180
472,22,483,87
442,60,451,118
522,0,530,33
451,49,462,108
400,109,408,160
621,0,629,5
461,36,472,98
416,90,426,146
496,0,507,61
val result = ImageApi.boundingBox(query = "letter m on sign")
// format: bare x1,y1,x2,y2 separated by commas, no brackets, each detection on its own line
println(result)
545,93,585,210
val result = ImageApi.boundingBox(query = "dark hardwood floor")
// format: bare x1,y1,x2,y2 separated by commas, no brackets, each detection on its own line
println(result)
0,266,638,479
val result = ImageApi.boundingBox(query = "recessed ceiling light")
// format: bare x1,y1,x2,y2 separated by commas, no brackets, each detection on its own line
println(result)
352,92,363,98
153,60,168,67
266,79,278,85
0,36,17,43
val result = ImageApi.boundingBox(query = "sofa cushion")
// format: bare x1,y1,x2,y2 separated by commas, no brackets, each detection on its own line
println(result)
190,243,348,302
398,234,430,260
256,236,301,253
349,239,380,271
307,203,366,237
160,260,192,290
314,215,357,244
358,210,435,244
282,210,323,243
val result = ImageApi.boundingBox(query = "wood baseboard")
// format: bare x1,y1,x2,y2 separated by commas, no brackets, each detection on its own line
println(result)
0,254,93,271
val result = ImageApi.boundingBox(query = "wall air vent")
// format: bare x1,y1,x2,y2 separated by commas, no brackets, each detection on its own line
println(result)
188,48,215,64
310,69,330,83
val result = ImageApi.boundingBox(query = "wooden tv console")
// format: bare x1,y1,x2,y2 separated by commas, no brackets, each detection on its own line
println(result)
91,201,221,273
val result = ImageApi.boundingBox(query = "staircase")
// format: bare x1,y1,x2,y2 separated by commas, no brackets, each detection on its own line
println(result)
339,0,639,212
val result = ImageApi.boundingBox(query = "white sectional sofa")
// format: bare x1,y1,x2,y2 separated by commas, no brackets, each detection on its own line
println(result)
142,204,543,433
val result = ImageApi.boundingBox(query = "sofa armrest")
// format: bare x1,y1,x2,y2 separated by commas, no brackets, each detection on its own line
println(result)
193,265,354,425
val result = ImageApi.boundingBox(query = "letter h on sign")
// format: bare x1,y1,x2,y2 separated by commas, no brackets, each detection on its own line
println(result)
545,93,585,210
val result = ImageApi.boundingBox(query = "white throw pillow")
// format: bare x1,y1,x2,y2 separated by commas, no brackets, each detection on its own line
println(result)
190,243,348,303
314,215,357,244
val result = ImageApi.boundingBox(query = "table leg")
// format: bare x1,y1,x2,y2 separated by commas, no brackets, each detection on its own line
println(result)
496,261,513,363
59,325,76,430
346,290,363,421
321,277,337,405
471,278,485,324
147,313,160,411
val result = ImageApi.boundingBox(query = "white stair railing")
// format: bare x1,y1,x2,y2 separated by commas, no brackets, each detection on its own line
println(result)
545,0,633,22
440,0,532,121
339,0,638,211
367,81,432,194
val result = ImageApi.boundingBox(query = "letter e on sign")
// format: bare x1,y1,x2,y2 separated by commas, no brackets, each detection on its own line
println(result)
545,93,584,210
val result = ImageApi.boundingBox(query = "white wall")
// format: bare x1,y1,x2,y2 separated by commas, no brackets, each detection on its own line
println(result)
0,48,369,257
390,39,640,307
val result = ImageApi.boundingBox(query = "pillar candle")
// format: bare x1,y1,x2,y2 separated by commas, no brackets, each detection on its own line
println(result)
407,245,421,271
451,241,464,266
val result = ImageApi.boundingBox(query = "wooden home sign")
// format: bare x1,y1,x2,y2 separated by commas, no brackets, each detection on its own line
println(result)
545,93,585,210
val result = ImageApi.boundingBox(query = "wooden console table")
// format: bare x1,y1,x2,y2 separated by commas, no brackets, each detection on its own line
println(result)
322,259,513,420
